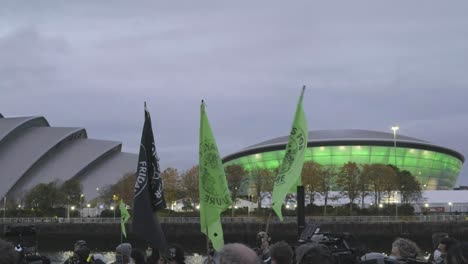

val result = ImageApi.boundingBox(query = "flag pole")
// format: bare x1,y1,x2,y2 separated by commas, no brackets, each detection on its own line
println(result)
201,100,212,263
297,85,306,236
265,210,272,234
120,223,123,243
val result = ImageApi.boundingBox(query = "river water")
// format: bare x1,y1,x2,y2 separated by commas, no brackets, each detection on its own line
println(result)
43,251,207,264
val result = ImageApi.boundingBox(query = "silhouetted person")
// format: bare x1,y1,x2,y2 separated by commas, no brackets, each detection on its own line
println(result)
254,231,271,263
438,237,459,263
113,243,134,264
131,249,147,264
429,232,448,263
446,242,468,264
217,243,260,264
390,238,420,260
64,240,91,264
269,241,293,264
164,244,185,264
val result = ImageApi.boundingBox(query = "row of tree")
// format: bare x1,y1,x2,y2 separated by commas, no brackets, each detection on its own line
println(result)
302,161,422,215
96,161,421,216
13,179,84,214
17,162,421,217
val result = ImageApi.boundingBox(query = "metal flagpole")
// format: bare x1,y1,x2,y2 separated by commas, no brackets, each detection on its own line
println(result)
297,185,305,236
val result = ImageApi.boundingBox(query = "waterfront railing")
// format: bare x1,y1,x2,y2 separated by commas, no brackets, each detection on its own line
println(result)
0,214,467,224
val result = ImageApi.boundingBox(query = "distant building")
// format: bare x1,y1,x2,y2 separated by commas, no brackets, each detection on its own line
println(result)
0,114,137,201
223,129,464,191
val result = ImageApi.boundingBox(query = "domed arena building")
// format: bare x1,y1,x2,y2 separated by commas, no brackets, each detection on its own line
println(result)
0,114,137,200
222,129,464,190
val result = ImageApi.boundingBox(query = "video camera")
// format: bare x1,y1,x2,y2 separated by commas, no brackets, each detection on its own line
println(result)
298,224,366,264
298,224,428,264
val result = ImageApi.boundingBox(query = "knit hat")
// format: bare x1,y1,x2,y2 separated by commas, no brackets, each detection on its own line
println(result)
116,243,132,258
74,240,90,261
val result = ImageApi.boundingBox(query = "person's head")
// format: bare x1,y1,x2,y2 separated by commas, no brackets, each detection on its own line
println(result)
146,248,160,264
432,233,449,250
269,241,293,264
73,240,90,262
446,242,468,264
256,231,271,249
295,243,333,264
116,243,133,264
165,244,185,264
131,249,147,264
217,243,261,264
438,237,458,254
391,238,420,259
0,239,18,264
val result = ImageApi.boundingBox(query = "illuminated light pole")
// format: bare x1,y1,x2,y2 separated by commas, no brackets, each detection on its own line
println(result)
87,203,91,217
391,126,399,218
80,194,84,218
448,202,453,214
67,195,70,222
110,206,115,220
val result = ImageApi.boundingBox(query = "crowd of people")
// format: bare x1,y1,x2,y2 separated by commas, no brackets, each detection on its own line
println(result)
0,231,467,264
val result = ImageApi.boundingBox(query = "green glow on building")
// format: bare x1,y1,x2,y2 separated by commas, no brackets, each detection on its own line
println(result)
224,145,463,190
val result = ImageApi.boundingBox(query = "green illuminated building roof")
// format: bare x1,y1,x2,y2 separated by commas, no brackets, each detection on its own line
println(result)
222,129,464,190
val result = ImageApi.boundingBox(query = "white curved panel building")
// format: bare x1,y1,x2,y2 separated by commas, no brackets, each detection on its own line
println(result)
0,114,137,200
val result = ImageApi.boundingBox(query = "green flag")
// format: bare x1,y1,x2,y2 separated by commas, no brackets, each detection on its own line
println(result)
120,200,130,238
199,101,232,251
272,87,308,221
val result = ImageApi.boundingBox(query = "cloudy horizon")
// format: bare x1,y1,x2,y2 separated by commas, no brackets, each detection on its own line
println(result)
1,1,468,185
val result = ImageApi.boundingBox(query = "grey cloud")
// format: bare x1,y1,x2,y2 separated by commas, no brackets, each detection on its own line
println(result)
1,0,467,185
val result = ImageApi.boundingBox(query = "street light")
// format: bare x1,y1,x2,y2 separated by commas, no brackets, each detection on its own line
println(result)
424,203,429,208
80,194,84,218
110,206,115,220
71,206,75,211
391,125,399,218
87,203,91,208
448,202,453,213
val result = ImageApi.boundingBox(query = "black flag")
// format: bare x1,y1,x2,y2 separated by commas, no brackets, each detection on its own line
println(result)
133,103,167,250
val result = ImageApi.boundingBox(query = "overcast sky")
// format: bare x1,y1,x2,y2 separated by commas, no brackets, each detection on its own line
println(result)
1,1,467,185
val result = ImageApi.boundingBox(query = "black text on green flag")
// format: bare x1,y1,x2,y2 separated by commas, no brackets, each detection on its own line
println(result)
272,87,308,221
199,101,232,251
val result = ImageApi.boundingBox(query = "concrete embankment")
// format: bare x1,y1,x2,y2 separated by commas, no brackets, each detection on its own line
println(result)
1,220,467,250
